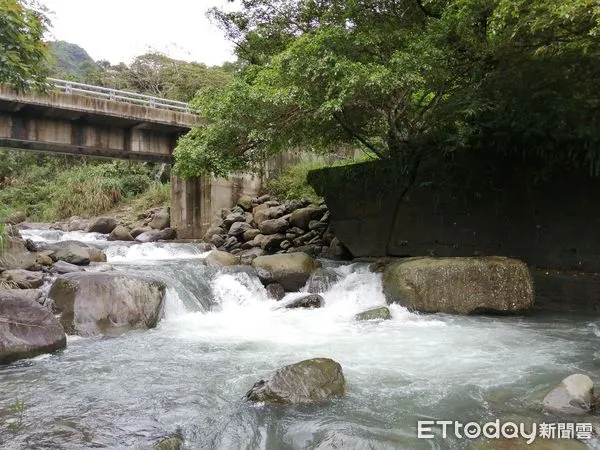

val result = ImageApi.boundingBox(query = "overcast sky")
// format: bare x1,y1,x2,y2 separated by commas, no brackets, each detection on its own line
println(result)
40,0,237,66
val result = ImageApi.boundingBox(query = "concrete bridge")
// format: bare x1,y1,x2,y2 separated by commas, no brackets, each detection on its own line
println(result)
0,79,262,239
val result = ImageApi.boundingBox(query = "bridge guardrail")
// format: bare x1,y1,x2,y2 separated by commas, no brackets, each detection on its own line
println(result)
47,78,191,113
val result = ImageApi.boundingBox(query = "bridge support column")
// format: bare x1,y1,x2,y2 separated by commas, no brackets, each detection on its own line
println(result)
170,175,212,239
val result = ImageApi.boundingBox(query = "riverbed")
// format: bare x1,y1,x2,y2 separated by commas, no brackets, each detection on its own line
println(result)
1,229,598,449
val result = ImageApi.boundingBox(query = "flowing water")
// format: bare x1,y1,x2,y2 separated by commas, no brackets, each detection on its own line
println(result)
1,229,599,449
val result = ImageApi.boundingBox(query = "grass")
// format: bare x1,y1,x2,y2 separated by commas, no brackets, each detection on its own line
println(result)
0,151,170,222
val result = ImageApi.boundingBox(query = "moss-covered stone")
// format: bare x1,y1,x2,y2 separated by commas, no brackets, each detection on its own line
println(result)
355,306,391,321
245,358,345,405
251,252,319,291
383,256,534,315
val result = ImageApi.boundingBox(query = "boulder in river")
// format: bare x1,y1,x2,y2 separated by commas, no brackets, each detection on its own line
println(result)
0,289,66,364
152,436,183,450
48,272,166,336
284,294,324,309
245,358,345,405
0,227,37,271
205,250,240,267
266,283,285,301
252,252,319,291
86,216,117,234
149,209,170,230
136,228,176,243
108,225,134,241
355,306,391,321
382,257,534,315
542,374,594,415
304,268,340,293
50,260,85,274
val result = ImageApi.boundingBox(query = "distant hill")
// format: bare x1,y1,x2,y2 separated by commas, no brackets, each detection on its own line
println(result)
49,41,97,79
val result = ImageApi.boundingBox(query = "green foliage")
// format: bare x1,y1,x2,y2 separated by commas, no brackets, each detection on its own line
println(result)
174,0,600,179
266,161,327,203
0,0,49,91
48,40,96,79
0,151,168,221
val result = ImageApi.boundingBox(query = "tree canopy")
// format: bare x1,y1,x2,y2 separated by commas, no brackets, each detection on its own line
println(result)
173,0,600,179
0,0,49,91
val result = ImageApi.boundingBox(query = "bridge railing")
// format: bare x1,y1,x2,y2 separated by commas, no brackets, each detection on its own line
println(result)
47,78,191,113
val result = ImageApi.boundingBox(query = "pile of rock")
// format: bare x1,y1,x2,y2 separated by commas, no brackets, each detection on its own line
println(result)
204,195,351,261
51,208,176,243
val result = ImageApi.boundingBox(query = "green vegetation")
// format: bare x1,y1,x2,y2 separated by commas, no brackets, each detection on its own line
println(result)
174,0,600,185
0,0,49,91
48,41,96,80
266,162,328,203
0,151,169,221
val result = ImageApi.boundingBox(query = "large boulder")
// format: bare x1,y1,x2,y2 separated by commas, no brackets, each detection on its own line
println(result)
205,250,240,267
0,269,44,289
382,257,534,315
0,228,37,270
86,217,117,234
0,290,66,364
52,243,91,265
50,260,85,275
245,358,345,405
252,253,319,291
289,206,323,230
48,272,166,336
304,268,340,293
355,306,391,321
149,209,170,230
253,205,284,226
108,225,134,241
542,374,594,415
237,195,254,211
229,221,253,237
136,228,176,243
260,234,286,252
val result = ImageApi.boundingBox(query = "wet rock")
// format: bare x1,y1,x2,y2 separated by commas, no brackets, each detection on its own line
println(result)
131,226,152,238
254,205,284,226
7,288,43,304
305,268,340,293
203,225,225,241
260,234,286,252
252,252,318,291
0,230,37,271
223,236,239,250
205,250,240,267
245,358,345,404
308,220,328,232
149,209,170,230
152,436,183,450
239,248,265,265
229,221,253,237
67,217,88,232
207,234,225,248
108,225,134,241
237,195,254,211
86,217,117,234
242,228,261,242
542,374,594,415
35,253,54,266
383,257,534,315
87,247,107,263
285,294,324,309
289,206,323,230
1,270,44,289
50,260,85,275
0,289,66,364
259,218,289,235
355,306,391,321
136,228,176,243
51,243,91,265
266,283,285,301
322,237,353,260
48,272,166,336
223,212,246,229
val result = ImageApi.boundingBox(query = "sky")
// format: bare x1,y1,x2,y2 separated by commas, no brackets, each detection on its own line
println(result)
40,0,237,66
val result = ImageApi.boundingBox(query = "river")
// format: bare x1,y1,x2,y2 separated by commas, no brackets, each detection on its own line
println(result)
1,229,598,449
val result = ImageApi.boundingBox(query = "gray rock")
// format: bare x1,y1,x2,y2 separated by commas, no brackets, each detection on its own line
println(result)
67,217,88,232
205,250,240,267
309,220,328,232
223,213,246,229
135,228,176,243
50,260,85,274
382,256,535,315
293,230,320,246
7,288,43,304
285,294,324,309
266,283,286,300
149,209,170,230
131,226,152,238
245,358,345,404
242,228,261,242
0,290,66,365
290,244,323,257
322,237,353,260
207,234,225,248
223,236,239,250
542,374,594,415
260,234,287,252
237,195,254,211
252,253,319,291
229,221,253,237
203,225,225,241
280,240,293,251
152,436,183,450
86,217,117,234
108,225,134,241
289,206,323,230
239,248,265,265
48,272,166,336
0,231,37,271
259,218,289,235
355,306,392,321
253,205,284,226
1,269,44,289
257,194,271,204
305,268,340,293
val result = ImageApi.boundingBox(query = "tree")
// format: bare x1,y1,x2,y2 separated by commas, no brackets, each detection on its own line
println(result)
0,0,49,91
174,0,600,180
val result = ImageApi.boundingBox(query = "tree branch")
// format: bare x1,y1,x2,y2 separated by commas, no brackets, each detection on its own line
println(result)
415,0,441,19
333,113,387,158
